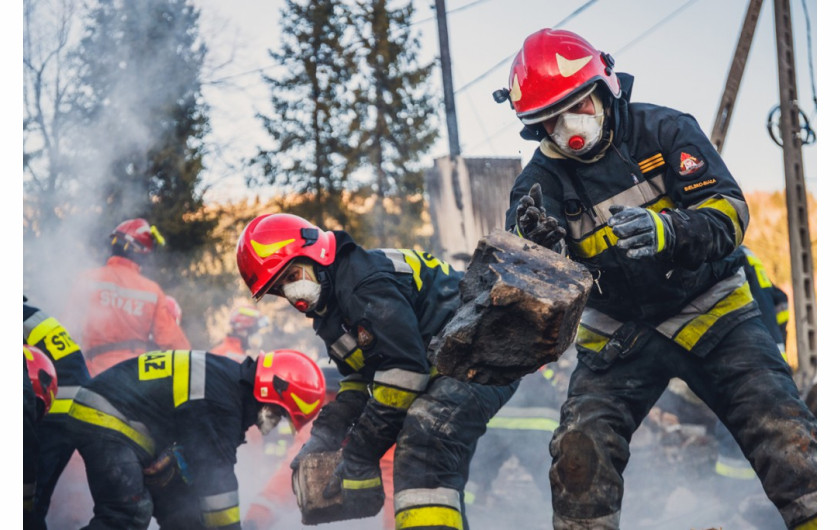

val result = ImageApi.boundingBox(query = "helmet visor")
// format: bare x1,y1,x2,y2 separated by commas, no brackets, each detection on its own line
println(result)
519,84,597,125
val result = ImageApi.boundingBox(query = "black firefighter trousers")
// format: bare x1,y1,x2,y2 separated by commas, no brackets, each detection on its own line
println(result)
550,317,816,530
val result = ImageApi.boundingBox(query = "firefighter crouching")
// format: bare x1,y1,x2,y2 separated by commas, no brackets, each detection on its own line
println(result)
65,349,325,529
236,213,518,530
497,28,816,529
65,218,190,376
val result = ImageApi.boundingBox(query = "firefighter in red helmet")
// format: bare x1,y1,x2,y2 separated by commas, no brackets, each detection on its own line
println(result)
210,304,268,361
23,345,58,528
236,213,518,530
496,28,816,529
64,218,190,376
65,348,324,529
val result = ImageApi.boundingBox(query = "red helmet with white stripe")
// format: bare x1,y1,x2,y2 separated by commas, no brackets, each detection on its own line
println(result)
253,349,326,431
507,28,621,125
236,214,336,302
24,345,58,418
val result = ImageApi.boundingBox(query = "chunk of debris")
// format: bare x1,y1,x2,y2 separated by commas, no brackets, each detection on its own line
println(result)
429,230,592,385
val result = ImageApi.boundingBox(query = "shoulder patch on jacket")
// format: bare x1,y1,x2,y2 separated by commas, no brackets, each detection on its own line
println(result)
670,145,707,180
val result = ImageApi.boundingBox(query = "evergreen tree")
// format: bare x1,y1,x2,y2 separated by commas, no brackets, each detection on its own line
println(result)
250,0,358,228
350,0,439,247
72,0,214,256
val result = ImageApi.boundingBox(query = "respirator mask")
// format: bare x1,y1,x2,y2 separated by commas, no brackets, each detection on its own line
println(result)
550,91,605,158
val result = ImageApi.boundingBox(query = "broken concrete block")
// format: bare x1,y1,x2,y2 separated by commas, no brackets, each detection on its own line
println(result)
293,450,383,525
429,229,592,385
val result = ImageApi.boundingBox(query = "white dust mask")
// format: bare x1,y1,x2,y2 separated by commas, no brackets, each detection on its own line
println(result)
283,279,321,313
550,93,605,158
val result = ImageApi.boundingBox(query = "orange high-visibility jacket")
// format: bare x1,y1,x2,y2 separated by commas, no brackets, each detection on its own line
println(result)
68,256,190,374
209,335,248,362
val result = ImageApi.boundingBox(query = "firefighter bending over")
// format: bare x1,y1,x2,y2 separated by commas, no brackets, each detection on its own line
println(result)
65,349,325,529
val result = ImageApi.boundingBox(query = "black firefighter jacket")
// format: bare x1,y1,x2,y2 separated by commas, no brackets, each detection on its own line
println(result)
68,350,260,527
310,231,463,464
506,73,759,370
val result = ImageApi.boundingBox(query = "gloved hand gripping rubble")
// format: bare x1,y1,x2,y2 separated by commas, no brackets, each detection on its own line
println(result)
516,183,567,255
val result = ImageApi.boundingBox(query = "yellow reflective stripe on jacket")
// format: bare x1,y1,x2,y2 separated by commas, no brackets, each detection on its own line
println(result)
68,402,155,455
575,325,610,353
570,226,618,259
201,506,240,528
672,280,754,351
396,506,463,530
49,399,73,414
693,195,746,246
372,383,418,410
343,476,382,490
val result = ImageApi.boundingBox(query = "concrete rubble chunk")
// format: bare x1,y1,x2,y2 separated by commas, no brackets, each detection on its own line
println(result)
293,450,383,525
429,229,592,385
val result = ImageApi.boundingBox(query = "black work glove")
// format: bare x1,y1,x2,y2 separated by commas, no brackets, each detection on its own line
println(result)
515,183,567,254
289,432,341,472
607,205,676,259
322,454,385,511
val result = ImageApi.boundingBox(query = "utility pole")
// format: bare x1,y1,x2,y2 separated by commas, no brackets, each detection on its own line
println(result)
773,0,817,389
434,0,461,158
710,0,763,153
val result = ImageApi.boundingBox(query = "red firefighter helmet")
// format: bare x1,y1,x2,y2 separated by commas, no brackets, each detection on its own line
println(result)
111,218,166,254
253,349,326,431
508,28,621,125
164,295,183,325
24,344,58,418
236,214,336,301
229,304,267,336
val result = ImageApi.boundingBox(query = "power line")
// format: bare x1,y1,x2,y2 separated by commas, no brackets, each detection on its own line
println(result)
614,0,700,55
413,0,492,26
454,0,600,95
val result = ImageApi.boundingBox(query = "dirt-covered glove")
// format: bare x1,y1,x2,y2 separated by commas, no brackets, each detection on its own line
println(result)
322,454,385,511
289,433,340,472
607,205,675,259
515,183,567,254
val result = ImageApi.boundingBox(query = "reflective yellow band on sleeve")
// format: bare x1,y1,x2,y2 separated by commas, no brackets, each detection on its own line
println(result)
777,309,790,325
344,348,366,371
396,505,464,530
201,506,240,528
338,381,369,394
343,476,382,490
27,317,81,360
372,384,418,410
650,210,666,253
714,458,757,480
695,196,744,246
68,403,155,455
